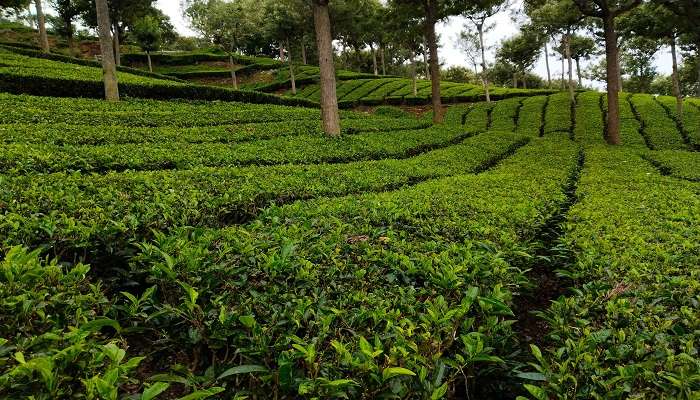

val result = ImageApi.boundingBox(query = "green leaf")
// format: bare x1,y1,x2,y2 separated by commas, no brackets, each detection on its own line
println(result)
431,383,449,400
176,387,225,400
523,384,547,400
141,382,170,400
238,315,255,328
217,365,268,380
516,372,546,381
79,318,121,334
382,367,416,381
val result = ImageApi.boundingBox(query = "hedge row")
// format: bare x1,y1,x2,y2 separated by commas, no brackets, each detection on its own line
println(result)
0,136,580,398
527,145,700,399
543,91,573,135
489,97,522,132
0,50,317,107
113,137,579,398
0,118,430,146
0,43,186,83
515,95,547,137
574,91,604,144
121,51,282,68
0,125,476,173
0,131,529,259
0,93,328,126
629,94,687,150
163,62,280,79
655,96,700,149
644,149,700,181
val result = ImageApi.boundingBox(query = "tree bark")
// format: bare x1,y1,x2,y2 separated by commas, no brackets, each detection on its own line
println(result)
95,0,119,101
616,45,622,92
576,58,582,87
113,22,121,66
670,36,683,120
34,0,49,53
422,46,429,78
561,55,565,90
147,51,152,72
279,46,285,62
301,38,307,64
313,0,341,136
565,33,575,102
287,38,296,95
380,46,386,75
477,22,490,102
513,72,518,88
371,44,378,75
229,54,238,90
544,40,551,88
424,0,443,123
411,50,418,96
604,14,621,145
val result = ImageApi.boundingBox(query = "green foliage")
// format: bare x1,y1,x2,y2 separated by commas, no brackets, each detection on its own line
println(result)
524,146,700,399
373,105,412,119
132,15,162,53
629,94,687,150
0,247,141,399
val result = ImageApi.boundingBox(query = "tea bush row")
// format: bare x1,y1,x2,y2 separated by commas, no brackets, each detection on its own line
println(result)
0,118,429,146
644,150,700,182
108,137,579,398
0,125,477,173
525,145,700,399
628,94,686,150
0,131,528,270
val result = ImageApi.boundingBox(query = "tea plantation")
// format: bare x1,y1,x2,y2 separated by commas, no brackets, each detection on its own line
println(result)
1,55,699,399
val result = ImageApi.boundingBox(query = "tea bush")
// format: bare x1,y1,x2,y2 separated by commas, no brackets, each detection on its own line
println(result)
629,94,687,150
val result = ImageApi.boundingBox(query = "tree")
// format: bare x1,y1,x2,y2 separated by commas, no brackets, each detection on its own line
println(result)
390,0,466,123
386,1,424,95
132,15,161,72
79,0,157,65
621,35,659,93
569,34,596,86
462,0,509,103
496,28,542,88
572,0,641,145
184,0,259,90
529,0,583,101
34,0,49,52
312,0,341,136
49,0,82,55
457,28,482,74
265,0,307,95
95,0,118,100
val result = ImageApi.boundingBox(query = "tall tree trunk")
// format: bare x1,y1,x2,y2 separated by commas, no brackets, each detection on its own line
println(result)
523,73,527,89
313,0,340,136
380,46,386,75
616,45,622,92
279,46,285,62
371,44,378,76
478,22,490,102
27,4,35,29
604,15,621,145
422,46,429,78
147,51,152,72
544,40,551,88
696,51,700,98
113,23,121,66
513,72,518,88
411,50,418,96
560,56,565,90
287,38,296,95
670,36,683,120
565,33,575,101
576,57,582,87
95,0,119,101
229,54,238,90
424,0,443,123
301,38,307,64
34,0,49,53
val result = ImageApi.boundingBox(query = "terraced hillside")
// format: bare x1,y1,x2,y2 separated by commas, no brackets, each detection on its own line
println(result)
1,67,699,399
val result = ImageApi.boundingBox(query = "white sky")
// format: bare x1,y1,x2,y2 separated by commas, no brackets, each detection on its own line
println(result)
155,0,673,87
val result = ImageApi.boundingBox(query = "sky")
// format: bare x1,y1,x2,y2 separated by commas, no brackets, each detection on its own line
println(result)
156,0,673,87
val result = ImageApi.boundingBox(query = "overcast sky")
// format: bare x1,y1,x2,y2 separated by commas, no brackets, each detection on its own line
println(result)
155,0,673,87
